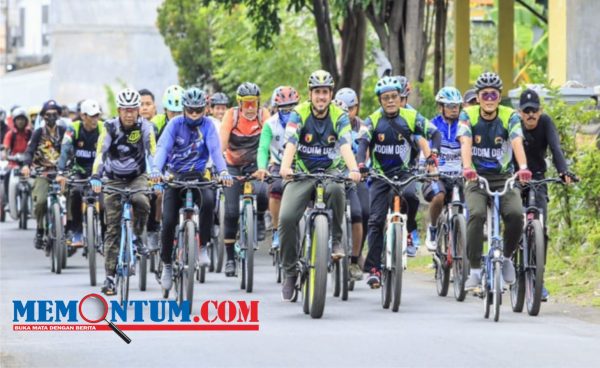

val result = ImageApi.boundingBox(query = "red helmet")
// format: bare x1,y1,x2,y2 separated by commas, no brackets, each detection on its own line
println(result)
273,86,300,107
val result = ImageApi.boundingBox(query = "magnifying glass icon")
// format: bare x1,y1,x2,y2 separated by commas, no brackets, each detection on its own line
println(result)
79,293,131,344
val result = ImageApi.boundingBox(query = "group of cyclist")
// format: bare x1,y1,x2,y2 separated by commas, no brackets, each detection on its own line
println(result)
0,69,576,303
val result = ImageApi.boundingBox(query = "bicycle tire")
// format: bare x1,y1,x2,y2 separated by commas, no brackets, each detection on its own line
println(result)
122,225,133,307
199,265,206,283
493,260,502,322
381,226,392,309
452,215,468,301
482,268,490,319
436,226,450,297
86,206,97,286
275,250,282,284
184,221,197,313
0,191,5,222
53,203,64,274
526,220,545,316
510,248,525,313
244,202,255,293
332,260,341,297
341,216,351,301
138,252,148,291
19,191,28,229
309,215,329,319
216,194,226,273
208,242,215,273
391,223,404,312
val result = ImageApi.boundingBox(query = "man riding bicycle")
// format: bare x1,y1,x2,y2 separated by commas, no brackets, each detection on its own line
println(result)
457,72,531,290
356,76,441,288
278,70,362,301
91,88,156,296
152,87,233,292
255,86,300,253
423,87,464,251
21,100,67,251
2,108,31,196
57,99,104,248
220,82,271,276
517,88,576,301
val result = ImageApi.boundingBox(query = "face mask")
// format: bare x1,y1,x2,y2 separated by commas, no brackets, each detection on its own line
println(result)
184,115,203,128
45,114,58,126
278,110,291,127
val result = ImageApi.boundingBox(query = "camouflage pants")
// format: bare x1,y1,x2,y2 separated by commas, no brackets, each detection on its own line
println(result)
32,177,49,230
103,175,150,276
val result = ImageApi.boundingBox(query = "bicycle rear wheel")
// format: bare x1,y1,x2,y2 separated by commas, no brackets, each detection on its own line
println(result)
493,260,502,322
86,206,97,286
308,215,329,319
391,223,404,312
510,247,525,313
436,225,450,297
526,220,545,316
53,203,64,274
138,252,148,291
245,202,256,293
452,215,468,301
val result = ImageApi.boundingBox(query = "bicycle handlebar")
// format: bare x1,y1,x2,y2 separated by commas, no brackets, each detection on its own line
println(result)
165,179,220,190
477,174,518,197
102,186,151,197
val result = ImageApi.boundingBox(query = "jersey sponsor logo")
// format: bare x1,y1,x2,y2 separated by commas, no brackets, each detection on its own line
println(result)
378,133,385,142
472,147,504,159
128,130,141,144
175,137,185,145
297,144,335,156
327,135,335,144
475,135,482,144
494,136,504,145
304,134,313,143
75,150,95,159
397,135,406,143
77,141,84,148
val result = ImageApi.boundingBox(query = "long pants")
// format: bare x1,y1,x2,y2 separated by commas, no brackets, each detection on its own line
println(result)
104,175,150,276
32,177,49,230
160,185,215,264
364,175,419,272
223,165,268,240
279,179,345,276
465,174,523,269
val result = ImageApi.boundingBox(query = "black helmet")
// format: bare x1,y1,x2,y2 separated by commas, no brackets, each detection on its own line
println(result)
236,82,261,100
211,92,230,106
475,72,503,92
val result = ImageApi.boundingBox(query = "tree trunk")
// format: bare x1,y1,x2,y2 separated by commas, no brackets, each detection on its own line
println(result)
339,6,367,95
312,0,340,84
405,0,426,104
433,0,445,92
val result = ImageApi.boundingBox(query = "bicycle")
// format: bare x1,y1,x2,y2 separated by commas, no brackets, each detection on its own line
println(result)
477,175,517,322
67,178,103,286
103,185,151,307
33,170,67,274
288,171,348,319
431,173,469,301
209,183,226,274
369,171,428,312
511,177,566,316
162,179,219,313
332,179,355,301
0,156,8,223
7,154,32,229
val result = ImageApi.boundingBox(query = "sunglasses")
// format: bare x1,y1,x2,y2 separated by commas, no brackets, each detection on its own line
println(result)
480,91,499,102
44,113,59,118
444,103,460,110
278,105,296,113
238,96,259,102
522,107,539,115
381,93,400,102
185,107,205,115
241,101,258,109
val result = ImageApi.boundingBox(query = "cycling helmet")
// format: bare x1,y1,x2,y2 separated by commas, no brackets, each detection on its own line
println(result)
335,88,358,108
273,86,300,107
332,99,349,113
11,107,28,121
374,76,403,96
182,87,207,108
210,92,230,106
162,85,184,112
80,99,101,116
475,72,503,91
435,87,463,104
116,88,141,108
394,76,412,97
236,82,261,100
308,70,335,90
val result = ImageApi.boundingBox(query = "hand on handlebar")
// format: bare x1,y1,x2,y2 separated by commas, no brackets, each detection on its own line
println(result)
90,178,102,193
56,175,67,191
21,166,30,178
253,169,269,182
517,168,532,183
463,167,477,181
348,170,361,183
279,167,294,180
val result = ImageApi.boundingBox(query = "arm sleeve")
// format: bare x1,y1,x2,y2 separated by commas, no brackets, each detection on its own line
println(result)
2,131,12,150
57,127,75,172
356,117,373,164
24,128,42,166
545,117,568,173
508,113,524,141
335,113,352,146
429,130,442,152
284,112,303,145
456,111,472,139
153,120,175,172
257,122,273,170
206,120,227,173
92,125,111,177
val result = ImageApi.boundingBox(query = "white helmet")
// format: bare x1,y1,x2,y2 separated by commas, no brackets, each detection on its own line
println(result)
116,88,141,108
81,99,101,116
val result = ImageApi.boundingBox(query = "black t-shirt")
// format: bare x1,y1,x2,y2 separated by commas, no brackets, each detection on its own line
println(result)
520,113,568,177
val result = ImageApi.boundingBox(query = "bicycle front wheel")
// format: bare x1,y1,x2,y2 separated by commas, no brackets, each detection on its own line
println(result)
435,225,450,297
452,215,468,301
493,260,502,322
216,194,226,273
391,223,404,312
19,191,28,229
308,215,329,319
526,220,545,316
244,202,255,293
510,247,525,313
183,221,197,313
53,203,64,274
86,206,97,286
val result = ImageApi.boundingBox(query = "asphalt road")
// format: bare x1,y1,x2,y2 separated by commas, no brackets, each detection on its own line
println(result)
1,217,599,368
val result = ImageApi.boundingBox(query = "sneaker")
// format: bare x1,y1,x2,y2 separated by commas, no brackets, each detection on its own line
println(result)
425,225,437,252
65,230,73,246
367,268,381,289
134,237,149,256
224,260,236,277
101,276,116,296
331,241,345,260
160,264,173,291
349,263,363,281
199,246,210,267
264,211,273,231
257,217,266,242
35,231,44,249
465,270,481,291
271,230,280,251
71,232,83,246
411,229,421,247
502,259,516,285
147,231,160,252
406,234,417,258
541,286,549,302
281,275,297,302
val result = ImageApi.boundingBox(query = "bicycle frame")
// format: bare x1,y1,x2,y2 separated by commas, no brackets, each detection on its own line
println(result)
238,177,257,251
437,176,465,266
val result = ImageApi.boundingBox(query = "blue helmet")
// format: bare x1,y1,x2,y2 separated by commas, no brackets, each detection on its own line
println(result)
182,87,207,108
435,87,463,104
335,88,358,108
374,76,403,96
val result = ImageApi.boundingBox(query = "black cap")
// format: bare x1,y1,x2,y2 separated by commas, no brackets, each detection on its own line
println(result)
41,99,62,115
519,89,540,110
463,89,477,103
